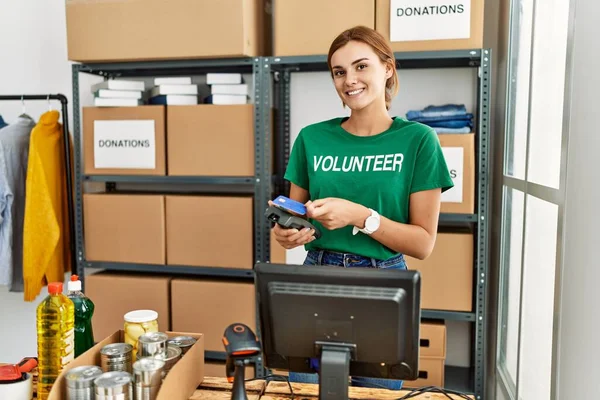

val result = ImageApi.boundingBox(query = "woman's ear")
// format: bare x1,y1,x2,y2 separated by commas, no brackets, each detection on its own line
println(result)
385,63,393,79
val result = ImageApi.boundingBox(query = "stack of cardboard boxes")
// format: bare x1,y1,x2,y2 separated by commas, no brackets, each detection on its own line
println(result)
82,104,256,269
65,0,484,62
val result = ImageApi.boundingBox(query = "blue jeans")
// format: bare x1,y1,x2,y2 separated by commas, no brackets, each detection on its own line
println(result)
288,249,407,390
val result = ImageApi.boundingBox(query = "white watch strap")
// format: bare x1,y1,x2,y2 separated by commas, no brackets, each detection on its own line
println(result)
352,209,378,235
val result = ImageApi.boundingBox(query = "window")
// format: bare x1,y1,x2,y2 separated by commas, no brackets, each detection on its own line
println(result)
526,0,570,189
518,195,559,400
498,188,525,387
497,0,570,398
504,0,534,180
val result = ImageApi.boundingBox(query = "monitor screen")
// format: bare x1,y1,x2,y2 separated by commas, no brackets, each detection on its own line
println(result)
255,262,421,384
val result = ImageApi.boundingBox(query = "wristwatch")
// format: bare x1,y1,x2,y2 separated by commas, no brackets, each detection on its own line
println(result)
352,208,380,236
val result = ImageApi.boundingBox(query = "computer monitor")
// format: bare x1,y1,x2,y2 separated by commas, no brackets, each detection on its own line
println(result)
254,262,421,400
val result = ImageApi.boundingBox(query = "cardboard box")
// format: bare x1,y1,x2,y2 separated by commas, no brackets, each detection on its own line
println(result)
84,271,171,341
376,0,484,52
171,278,256,352
273,0,375,56
419,322,446,359
47,330,204,400
83,106,166,176
66,0,266,62
439,133,475,214
406,233,473,312
83,193,166,264
166,195,253,269
405,358,445,388
167,105,254,176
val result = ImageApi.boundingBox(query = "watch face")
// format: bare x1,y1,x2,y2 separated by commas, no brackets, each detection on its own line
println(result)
365,216,380,231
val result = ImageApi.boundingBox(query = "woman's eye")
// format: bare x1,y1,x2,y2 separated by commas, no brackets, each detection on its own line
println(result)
334,70,345,76
357,64,367,70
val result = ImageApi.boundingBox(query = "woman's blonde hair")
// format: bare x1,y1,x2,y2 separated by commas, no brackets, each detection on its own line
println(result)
327,26,399,110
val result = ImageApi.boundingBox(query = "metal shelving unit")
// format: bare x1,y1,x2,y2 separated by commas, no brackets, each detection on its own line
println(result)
71,49,490,397
268,49,491,400
71,57,270,376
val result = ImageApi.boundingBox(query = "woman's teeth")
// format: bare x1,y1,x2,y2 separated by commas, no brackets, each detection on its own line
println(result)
347,88,364,96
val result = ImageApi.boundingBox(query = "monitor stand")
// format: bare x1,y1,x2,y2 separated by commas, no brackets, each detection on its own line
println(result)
315,341,357,400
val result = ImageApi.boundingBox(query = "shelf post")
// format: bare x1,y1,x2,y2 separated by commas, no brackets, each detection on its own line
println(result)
72,64,87,288
474,48,492,400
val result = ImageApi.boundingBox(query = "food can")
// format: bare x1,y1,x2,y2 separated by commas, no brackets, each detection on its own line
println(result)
166,336,196,355
137,332,168,358
152,345,182,377
134,385,162,400
65,365,103,400
133,357,165,387
101,343,133,374
94,371,133,400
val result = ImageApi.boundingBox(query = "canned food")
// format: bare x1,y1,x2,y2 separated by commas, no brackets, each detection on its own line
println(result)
134,384,162,400
166,336,197,355
133,358,165,400
133,358,165,387
66,365,103,400
152,345,182,377
94,371,133,400
124,310,159,361
137,332,168,358
101,343,133,374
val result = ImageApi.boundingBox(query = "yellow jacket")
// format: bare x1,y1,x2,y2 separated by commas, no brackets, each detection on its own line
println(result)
23,110,71,301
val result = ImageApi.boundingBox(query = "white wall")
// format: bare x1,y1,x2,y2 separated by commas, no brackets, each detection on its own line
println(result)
557,0,600,396
0,0,73,364
0,0,73,127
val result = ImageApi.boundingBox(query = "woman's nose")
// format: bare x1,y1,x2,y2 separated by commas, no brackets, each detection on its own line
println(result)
345,71,358,85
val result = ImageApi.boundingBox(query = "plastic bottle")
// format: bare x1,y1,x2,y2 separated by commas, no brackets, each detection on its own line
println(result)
36,281,75,400
67,274,95,357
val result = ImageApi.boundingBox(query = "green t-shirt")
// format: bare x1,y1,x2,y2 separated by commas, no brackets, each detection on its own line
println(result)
284,116,454,260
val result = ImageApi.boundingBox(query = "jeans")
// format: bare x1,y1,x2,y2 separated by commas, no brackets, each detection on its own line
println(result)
288,249,407,390
434,126,472,134
406,104,467,119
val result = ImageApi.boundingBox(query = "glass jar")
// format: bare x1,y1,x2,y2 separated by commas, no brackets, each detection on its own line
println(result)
124,310,159,360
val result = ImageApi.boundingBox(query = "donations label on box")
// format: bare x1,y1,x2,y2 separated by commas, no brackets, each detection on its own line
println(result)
441,147,464,203
389,0,471,42
93,120,156,169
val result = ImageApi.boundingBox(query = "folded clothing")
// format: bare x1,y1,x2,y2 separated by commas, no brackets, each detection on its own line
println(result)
406,104,466,119
434,126,472,134
410,114,473,129
406,104,473,130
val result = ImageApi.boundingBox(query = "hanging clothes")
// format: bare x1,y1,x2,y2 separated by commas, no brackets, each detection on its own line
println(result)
23,110,72,301
0,116,36,290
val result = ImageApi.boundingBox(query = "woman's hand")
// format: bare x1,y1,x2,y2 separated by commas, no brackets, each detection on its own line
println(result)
268,199,316,249
271,223,316,249
306,198,369,230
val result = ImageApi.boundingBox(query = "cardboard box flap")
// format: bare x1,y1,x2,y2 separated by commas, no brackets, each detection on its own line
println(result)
158,331,205,400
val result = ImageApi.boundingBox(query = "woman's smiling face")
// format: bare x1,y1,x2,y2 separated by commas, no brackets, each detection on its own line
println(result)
330,40,392,112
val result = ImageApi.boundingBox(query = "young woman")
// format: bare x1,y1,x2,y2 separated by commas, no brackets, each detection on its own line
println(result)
270,26,454,390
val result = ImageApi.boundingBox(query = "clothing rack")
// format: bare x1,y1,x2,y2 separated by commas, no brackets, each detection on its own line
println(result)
0,94,75,279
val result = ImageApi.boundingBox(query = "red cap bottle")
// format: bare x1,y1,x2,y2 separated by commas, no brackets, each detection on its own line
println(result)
48,282,63,295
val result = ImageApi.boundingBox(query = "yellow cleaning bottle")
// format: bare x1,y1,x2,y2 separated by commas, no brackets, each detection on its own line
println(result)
36,281,74,399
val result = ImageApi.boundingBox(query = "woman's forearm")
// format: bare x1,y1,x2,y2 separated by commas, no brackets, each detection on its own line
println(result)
353,205,436,260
